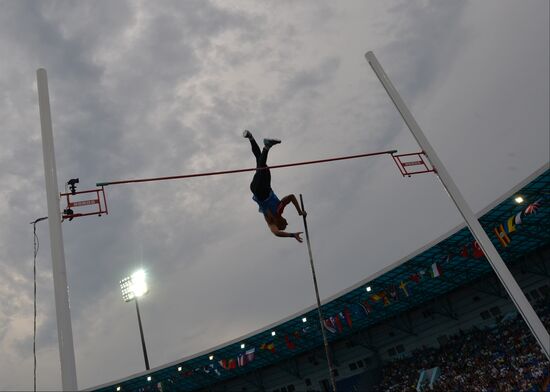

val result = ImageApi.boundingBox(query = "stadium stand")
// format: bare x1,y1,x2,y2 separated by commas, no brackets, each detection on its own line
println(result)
91,167,549,392
376,298,549,391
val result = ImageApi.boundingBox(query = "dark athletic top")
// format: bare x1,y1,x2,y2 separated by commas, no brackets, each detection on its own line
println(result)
252,190,281,216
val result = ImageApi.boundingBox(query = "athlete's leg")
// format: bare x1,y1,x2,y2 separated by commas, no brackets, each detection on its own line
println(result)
250,138,262,164
244,130,262,163
245,131,278,200
250,146,271,200
257,138,280,167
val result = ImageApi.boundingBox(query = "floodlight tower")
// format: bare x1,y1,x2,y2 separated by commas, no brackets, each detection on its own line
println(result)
120,269,150,370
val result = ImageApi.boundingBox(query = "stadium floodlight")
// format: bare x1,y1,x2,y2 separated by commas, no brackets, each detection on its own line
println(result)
271,331,276,336
514,196,524,204
302,317,307,323
120,269,150,371
116,387,120,391
147,376,151,382
240,343,245,349
209,355,214,360
366,286,372,292
177,366,182,372
120,269,148,302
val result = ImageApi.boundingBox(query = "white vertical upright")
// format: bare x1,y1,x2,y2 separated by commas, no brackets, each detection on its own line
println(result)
36,69,79,390
364,51,549,360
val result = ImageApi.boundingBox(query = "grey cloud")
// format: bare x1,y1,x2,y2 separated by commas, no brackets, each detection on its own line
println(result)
379,0,468,99
0,1,547,389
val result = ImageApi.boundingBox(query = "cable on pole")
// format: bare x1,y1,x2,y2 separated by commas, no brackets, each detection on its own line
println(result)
299,194,337,392
96,149,398,187
30,216,48,392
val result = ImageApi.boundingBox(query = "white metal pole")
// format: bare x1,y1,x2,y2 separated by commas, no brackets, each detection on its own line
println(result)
36,69,79,390
365,51,549,360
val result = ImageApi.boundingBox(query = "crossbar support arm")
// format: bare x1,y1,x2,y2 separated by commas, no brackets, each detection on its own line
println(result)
365,51,549,360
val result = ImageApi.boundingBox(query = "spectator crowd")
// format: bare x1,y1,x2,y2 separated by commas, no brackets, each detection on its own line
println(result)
376,299,550,392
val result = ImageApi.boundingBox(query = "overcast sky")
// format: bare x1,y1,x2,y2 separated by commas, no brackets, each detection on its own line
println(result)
0,1,548,390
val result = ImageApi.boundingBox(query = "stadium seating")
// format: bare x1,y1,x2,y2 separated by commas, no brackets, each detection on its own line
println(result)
375,299,549,391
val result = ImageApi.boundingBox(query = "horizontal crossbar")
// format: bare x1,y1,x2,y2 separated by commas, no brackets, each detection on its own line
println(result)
96,149,398,187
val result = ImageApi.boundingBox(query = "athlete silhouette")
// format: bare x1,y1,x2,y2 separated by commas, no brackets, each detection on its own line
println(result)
243,130,306,242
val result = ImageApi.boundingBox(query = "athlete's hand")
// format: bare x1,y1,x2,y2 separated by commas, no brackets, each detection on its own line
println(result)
299,210,307,218
293,232,304,243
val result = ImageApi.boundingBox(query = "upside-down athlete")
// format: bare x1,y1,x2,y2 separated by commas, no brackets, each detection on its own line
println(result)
243,130,306,242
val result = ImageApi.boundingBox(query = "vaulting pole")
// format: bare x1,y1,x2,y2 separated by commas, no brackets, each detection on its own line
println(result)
36,69,79,390
365,51,549,360
299,195,337,392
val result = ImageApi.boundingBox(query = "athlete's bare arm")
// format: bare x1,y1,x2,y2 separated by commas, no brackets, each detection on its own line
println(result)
278,194,306,216
267,223,303,242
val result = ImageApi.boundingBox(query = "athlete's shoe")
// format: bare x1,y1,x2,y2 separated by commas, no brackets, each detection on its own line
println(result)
263,138,281,149
243,130,253,139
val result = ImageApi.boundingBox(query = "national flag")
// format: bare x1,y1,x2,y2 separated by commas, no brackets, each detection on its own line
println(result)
228,359,237,369
203,364,220,376
494,224,511,247
371,293,382,302
409,273,420,283
506,216,516,234
373,291,390,305
338,309,353,328
323,318,337,333
237,354,247,367
389,285,399,301
348,303,362,318
399,281,409,297
524,199,541,215
514,211,523,225
245,348,256,362
285,335,296,350
343,307,353,328
430,262,442,278
460,245,469,258
331,315,343,333
472,241,484,259
359,300,372,315
219,359,228,369
260,343,275,353
210,363,221,376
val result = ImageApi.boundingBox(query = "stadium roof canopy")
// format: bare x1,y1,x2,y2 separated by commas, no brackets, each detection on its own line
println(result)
92,165,549,392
